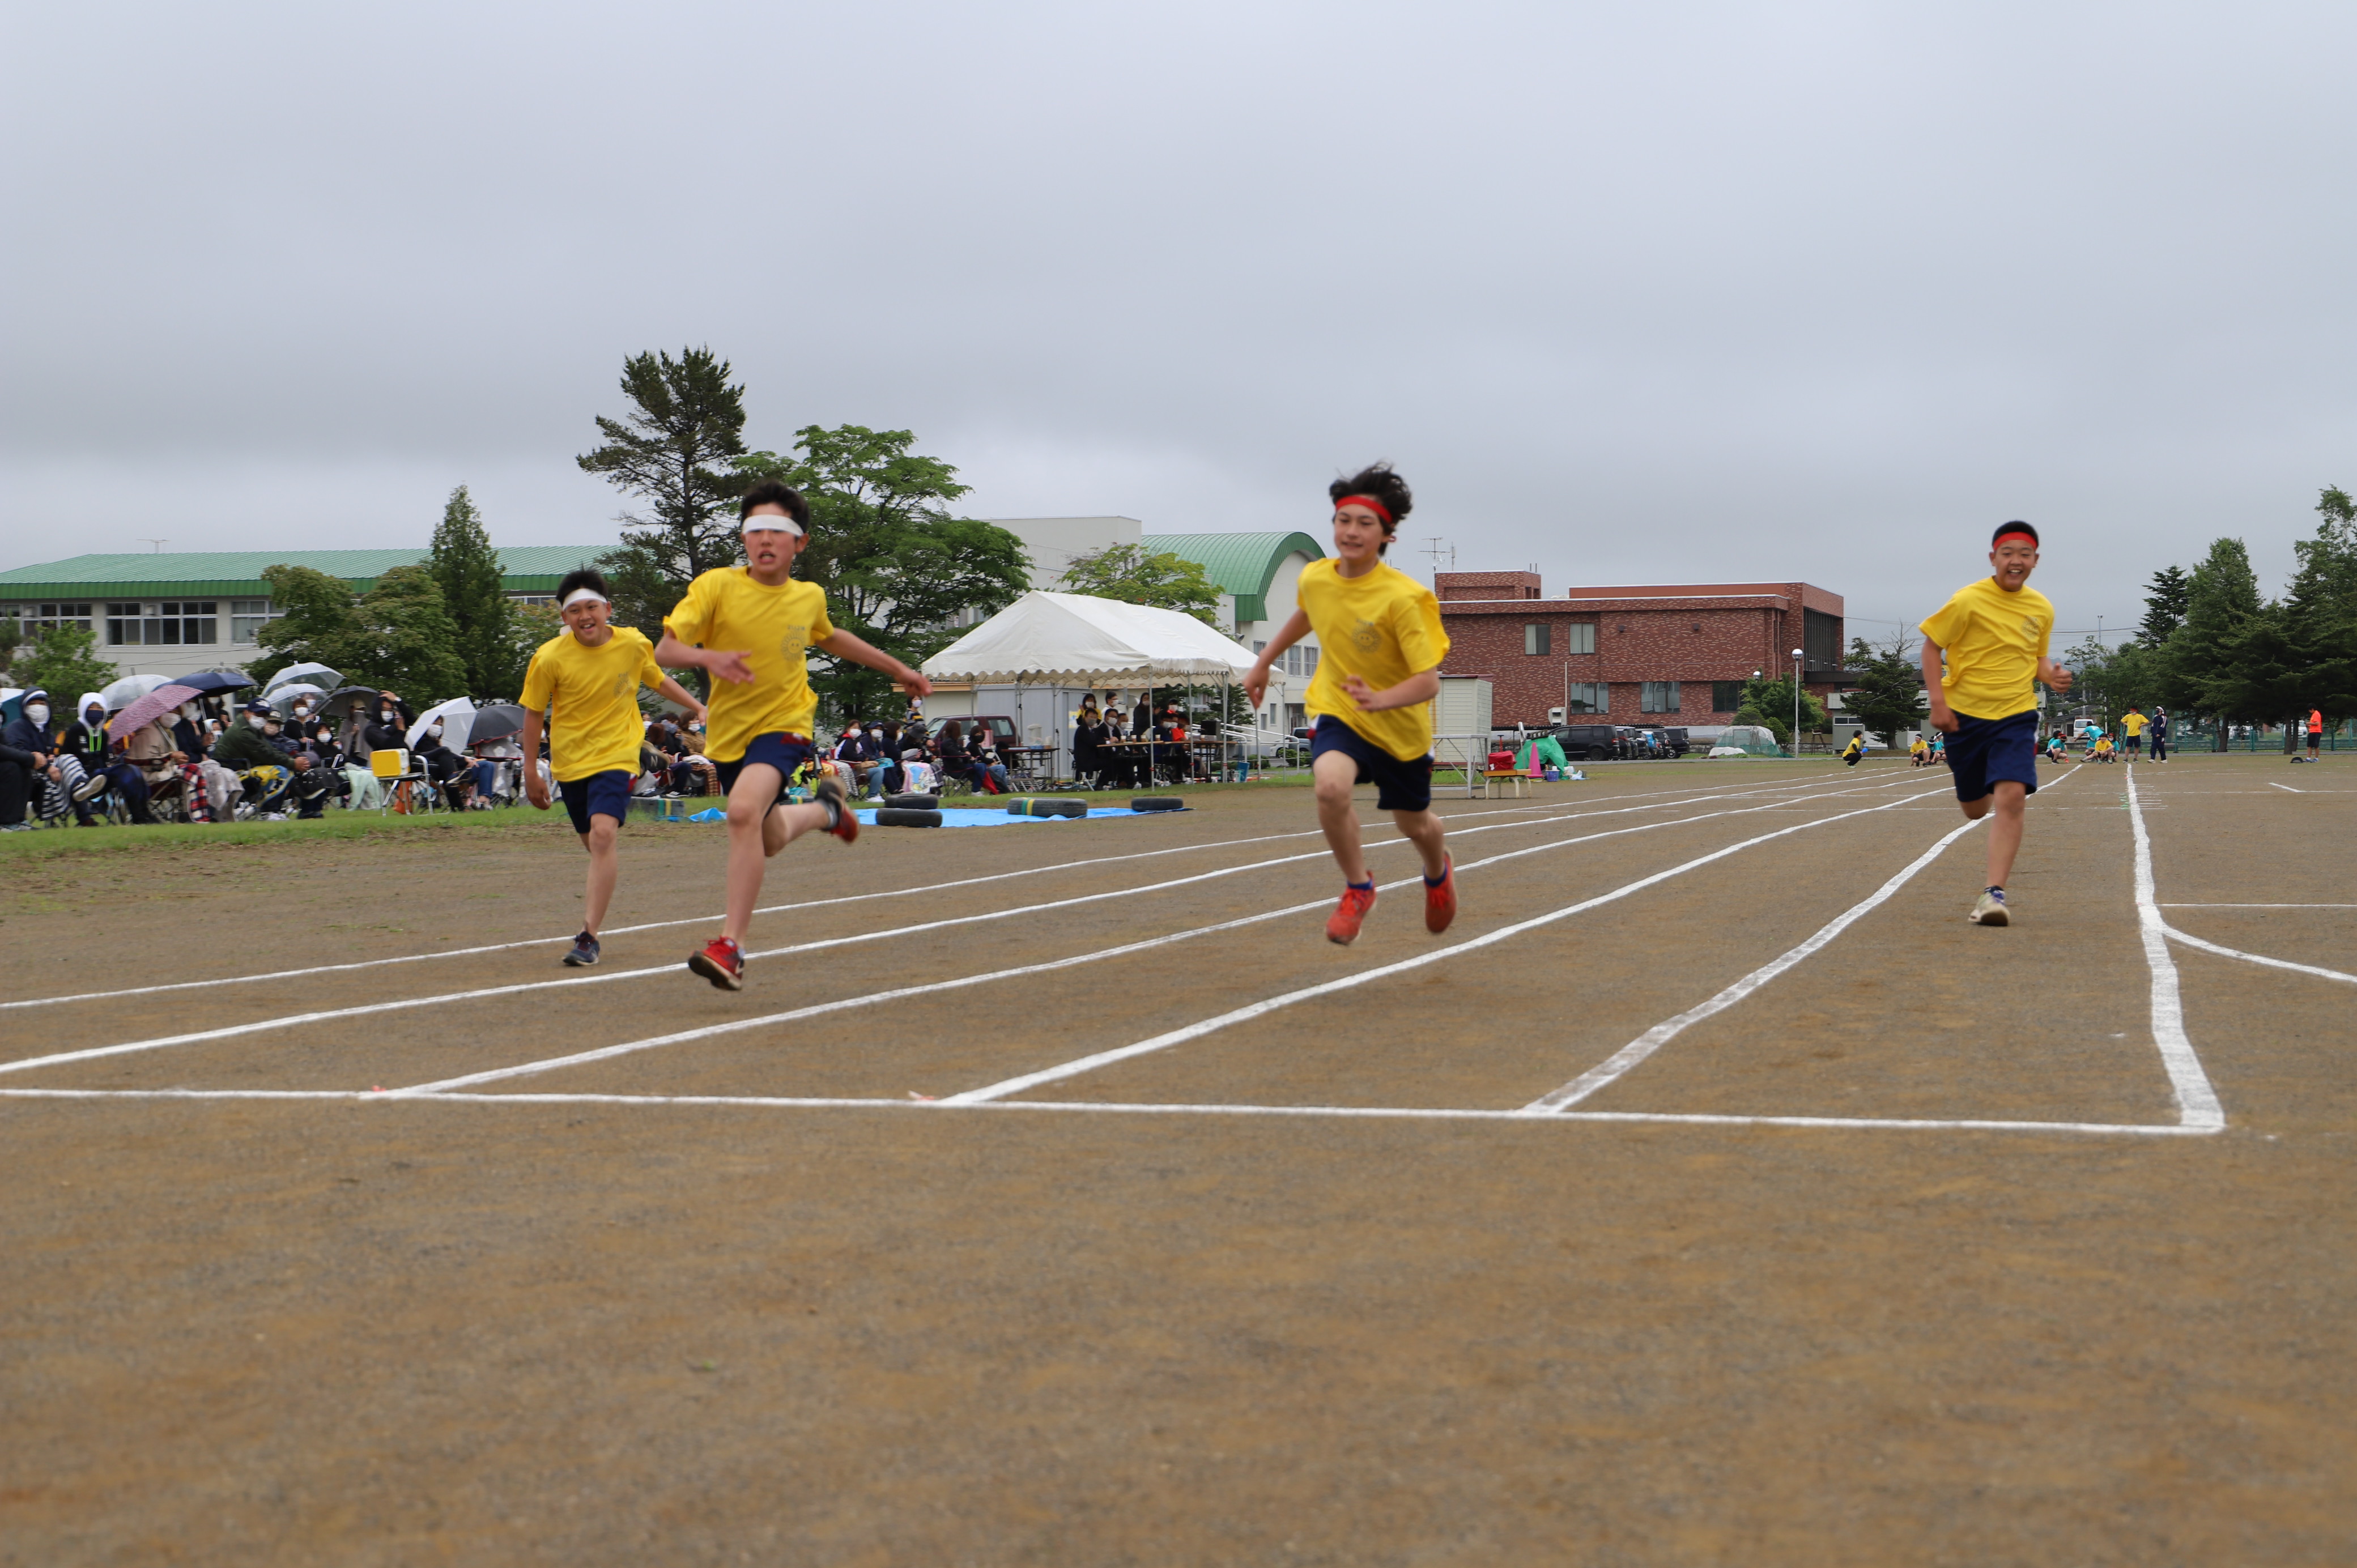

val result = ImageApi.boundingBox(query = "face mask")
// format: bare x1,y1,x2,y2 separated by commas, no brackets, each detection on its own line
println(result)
316,731,333,744
380,708,394,719
25,704,49,725
180,704,198,720
428,724,444,739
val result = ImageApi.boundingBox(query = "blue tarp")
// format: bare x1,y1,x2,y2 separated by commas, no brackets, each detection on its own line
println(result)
853,804,1184,828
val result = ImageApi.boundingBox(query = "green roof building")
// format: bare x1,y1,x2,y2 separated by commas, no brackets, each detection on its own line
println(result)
0,546,609,679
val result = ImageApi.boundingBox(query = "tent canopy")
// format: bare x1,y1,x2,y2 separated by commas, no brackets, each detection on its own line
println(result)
922,591,1256,686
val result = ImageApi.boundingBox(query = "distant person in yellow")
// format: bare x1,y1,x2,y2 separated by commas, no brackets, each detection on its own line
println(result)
521,568,708,969
2094,732,2116,762
1909,734,1931,767
1840,732,1866,766
1245,463,1453,945
2121,704,2148,759
654,479,932,992
1921,520,2073,927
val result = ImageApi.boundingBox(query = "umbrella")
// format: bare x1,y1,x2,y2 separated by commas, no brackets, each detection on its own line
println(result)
407,696,476,752
101,672,173,711
108,683,205,740
262,662,342,696
468,703,529,743
0,689,20,728
265,683,327,717
172,670,256,694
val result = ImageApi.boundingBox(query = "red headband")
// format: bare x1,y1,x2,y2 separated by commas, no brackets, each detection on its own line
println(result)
1993,529,2037,549
1334,494,1394,526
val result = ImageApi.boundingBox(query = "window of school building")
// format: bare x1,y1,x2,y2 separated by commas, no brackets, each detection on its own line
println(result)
107,602,219,646
1564,683,1607,713
1640,681,1681,714
229,599,273,643
1524,623,1549,655
1711,680,1747,713
5,602,95,634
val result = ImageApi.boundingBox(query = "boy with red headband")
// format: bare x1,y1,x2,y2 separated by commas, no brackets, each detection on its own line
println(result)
1245,463,1455,944
654,479,932,990
1921,520,2073,926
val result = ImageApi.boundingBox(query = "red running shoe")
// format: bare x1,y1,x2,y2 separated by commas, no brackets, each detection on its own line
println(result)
690,935,744,991
1325,883,1378,945
816,775,858,844
1424,856,1456,934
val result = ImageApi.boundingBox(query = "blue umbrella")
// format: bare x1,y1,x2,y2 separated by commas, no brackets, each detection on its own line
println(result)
172,670,257,693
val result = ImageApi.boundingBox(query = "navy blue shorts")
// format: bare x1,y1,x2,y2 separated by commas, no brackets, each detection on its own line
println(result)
1947,711,2040,803
1310,715,1433,813
558,769,632,836
714,732,814,802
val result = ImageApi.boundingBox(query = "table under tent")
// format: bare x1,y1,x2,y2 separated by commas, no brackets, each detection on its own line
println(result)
919,591,1258,786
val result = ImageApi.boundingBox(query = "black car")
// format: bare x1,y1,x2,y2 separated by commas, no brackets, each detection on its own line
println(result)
1548,723,1624,762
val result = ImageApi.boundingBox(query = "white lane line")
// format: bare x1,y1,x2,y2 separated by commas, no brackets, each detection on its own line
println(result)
2126,767,2226,1130
0,1085,2217,1136
2161,903,2357,909
939,786,1952,1106
2269,782,2303,793
395,783,1943,1097
2159,926,2357,986
1521,817,1986,1113
0,773,1886,1013
0,777,1924,1081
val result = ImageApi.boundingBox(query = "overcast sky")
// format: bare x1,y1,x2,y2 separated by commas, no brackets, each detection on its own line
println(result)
7,2,2355,644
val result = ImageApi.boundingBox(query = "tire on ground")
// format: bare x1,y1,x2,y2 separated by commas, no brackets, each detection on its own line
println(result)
884,793,939,809
1130,796,1185,812
874,808,943,827
1006,798,1088,817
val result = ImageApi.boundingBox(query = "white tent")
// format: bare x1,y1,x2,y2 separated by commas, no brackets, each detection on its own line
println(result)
921,591,1256,685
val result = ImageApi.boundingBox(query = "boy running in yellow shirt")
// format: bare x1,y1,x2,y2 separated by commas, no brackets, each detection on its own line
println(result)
1921,521,2073,926
521,569,708,968
1245,463,1454,944
654,480,932,990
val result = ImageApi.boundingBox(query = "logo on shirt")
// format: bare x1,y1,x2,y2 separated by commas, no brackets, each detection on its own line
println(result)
1346,617,1381,651
2019,615,2039,638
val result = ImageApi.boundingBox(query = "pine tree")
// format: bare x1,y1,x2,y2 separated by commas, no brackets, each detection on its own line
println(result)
2162,537,2264,731
2138,565,2190,646
2282,487,2357,726
578,347,751,644
356,566,469,705
428,485,517,698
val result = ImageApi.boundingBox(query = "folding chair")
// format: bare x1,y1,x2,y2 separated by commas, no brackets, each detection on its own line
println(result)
370,748,436,815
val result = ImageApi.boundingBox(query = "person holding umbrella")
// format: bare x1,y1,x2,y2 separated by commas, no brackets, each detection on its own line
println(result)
521,569,707,968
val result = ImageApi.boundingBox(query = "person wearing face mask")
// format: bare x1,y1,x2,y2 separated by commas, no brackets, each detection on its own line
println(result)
65,695,157,825
362,691,414,759
0,689,58,831
412,715,473,810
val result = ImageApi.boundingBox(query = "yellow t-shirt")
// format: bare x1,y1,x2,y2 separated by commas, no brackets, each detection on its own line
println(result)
1298,558,1451,761
520,625,666,783
2122,711,2147,736
1920,577,2055,722
662,568,835,763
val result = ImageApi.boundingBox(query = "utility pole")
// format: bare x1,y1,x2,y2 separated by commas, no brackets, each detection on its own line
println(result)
1793,647,1805,755
139,539,168,553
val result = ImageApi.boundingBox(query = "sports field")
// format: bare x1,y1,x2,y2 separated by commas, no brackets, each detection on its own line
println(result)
5,753,2352,1563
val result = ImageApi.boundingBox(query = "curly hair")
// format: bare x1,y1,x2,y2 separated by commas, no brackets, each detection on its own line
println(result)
1329,463,1413,554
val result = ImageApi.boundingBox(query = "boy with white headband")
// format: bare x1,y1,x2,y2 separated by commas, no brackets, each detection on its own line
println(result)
654,479,931,990
1245,462,1456,944
522,568,707,967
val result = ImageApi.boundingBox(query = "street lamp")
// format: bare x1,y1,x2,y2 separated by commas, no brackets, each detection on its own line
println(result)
1792,648,1805,753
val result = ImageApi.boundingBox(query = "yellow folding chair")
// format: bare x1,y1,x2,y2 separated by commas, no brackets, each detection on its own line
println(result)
370,747,435,815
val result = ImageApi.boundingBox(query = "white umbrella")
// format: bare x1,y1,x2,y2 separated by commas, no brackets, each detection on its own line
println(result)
406,696,477,752
101,672,173,711
263,661,343,695
265,683,328,716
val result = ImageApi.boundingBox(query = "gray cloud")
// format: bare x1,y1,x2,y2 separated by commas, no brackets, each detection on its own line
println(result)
7,1,2355,641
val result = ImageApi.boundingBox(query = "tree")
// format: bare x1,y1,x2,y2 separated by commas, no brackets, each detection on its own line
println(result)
352,565,468,704
2138,565,2191,647
1840,633,1925,744
1739,672,1827,740
2282,487,2357,726
2161,536,2264,731
735,425,1029,722
14,624,116,705
580,347,751,641
1060,543,1223,624
0,615,19,680
252,564,369,685
428,484,517,697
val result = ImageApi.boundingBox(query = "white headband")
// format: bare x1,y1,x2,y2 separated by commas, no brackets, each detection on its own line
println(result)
561,587,609,610
743,514,806,538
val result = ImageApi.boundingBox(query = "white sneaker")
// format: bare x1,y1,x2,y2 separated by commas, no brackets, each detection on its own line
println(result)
1969,889,2010,926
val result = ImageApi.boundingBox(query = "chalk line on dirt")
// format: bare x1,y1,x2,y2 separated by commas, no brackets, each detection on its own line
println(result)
2125,767,2227,1130
0,777,1925,1083
395,782,1944,1097
937,785,1952,1106
0,772,1893,1014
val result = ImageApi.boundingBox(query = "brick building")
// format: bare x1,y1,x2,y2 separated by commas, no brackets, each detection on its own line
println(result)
1433,572,1846,727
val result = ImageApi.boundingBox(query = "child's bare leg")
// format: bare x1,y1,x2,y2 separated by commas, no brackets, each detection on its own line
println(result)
1312,750,1368,883
1389,806,1448,880
1971,779,2027,887
581,816,620,935
722,765,784,943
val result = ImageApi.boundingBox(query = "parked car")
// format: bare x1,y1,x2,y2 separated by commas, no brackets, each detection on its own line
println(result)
1548,723,1626,762
1661,726,1691,758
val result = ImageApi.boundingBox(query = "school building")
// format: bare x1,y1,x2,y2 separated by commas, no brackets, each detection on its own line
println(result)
1433,572,1849,727
0,547,607,679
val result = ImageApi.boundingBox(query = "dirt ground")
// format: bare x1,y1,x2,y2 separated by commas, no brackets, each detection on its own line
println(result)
3,754,2352,1565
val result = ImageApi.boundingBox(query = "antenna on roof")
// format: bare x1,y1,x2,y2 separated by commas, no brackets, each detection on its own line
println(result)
139,538,168,553
1420,537,1456,574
